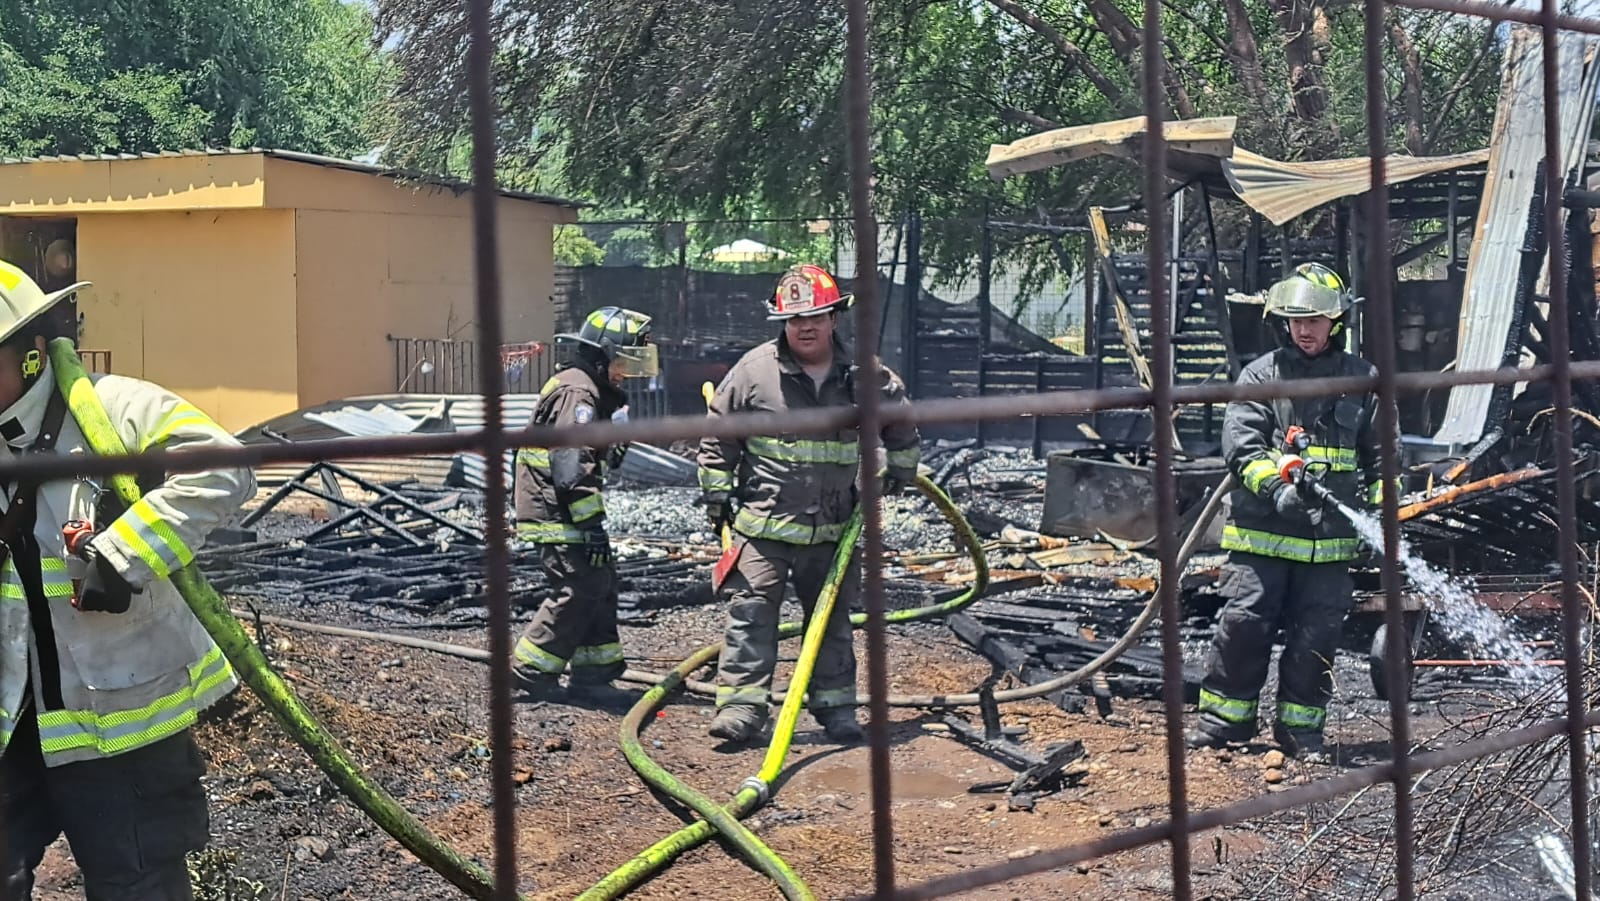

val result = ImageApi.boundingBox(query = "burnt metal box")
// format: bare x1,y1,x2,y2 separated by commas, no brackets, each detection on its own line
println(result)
1041,451,1228,548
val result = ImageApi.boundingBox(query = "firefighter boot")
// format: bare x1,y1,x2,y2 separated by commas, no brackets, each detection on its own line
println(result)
813,707,864,744
513,668,565,702
566,680,640,711
709,705,769,743
1185,719,1255,750
1272,723,1332,765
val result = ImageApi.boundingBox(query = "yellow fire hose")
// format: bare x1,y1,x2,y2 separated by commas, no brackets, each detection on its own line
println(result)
47,340,519,901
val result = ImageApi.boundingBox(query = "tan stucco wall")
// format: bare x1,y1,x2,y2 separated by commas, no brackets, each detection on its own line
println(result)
288,163,562,408
74,210,299,432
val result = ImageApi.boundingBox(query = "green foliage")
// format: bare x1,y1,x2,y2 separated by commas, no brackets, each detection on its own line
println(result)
553,224,606,266
0,0,390,157
377,0,1504,278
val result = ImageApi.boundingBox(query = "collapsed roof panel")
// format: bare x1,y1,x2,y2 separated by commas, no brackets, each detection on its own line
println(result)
984,116,1237,181
985,116,1488,225
1433,28,1600,446
1222,148,1491,227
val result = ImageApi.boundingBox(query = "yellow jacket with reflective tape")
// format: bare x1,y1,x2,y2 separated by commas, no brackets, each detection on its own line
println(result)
0,364,255,766
513,365,625,544
697,336,921,546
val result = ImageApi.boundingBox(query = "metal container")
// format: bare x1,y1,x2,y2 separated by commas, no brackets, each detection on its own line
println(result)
1041,451,1228,547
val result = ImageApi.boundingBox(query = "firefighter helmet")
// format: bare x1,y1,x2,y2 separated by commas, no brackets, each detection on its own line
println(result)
1264,262,1350,320
556,307,659,378
767,264,854,321
0,259,88,344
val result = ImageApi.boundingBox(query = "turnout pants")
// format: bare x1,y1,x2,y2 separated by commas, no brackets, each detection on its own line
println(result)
1196,552,1355,740
715,536,858,711
514,544,624,684
0,708,208,901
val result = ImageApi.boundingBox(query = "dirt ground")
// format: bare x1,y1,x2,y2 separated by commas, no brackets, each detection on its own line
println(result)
27,606,1339,901
24,494,1389,901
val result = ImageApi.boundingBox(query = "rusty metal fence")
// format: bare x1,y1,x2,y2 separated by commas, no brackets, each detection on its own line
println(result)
12,0,1594,898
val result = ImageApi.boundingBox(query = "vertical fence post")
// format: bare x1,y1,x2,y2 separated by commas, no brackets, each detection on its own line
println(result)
979,218,994,354
1032,357,1045,459
902,209,922,399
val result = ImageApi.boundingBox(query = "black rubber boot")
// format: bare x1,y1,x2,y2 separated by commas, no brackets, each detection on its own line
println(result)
514,668,565,702
813,707,864,744
708,705,769,743
1272,723,1332,764
566,680,641,710
1185,720,1254,750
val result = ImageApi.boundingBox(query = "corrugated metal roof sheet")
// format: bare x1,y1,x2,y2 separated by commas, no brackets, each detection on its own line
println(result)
1434,27,1600,445
984,116,1238,180
985,116,1488,225
0,148,585,209
246,393,694,491
1222,148,1491,227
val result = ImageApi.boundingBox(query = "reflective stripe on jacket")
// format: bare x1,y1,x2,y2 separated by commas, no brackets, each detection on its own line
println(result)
514,366,625,544
1221,348,1381,564
697,336,921,546
0,365,255,766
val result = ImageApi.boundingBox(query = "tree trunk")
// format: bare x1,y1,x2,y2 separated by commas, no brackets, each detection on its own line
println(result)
1219,0,1271,117
1388,12,1426,155
1267,0,1330,122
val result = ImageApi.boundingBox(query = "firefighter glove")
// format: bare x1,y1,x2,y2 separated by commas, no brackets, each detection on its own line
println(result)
702,492,732,532
1272,483,1314,526
583,528,613,569
881,475,909,497
606,443,629,472
77,545,138,614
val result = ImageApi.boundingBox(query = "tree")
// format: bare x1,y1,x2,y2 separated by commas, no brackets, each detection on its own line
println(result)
0,0,390,157
376,0,1503,272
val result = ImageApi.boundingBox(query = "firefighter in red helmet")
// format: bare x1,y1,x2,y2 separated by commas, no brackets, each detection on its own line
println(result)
696,264,921,743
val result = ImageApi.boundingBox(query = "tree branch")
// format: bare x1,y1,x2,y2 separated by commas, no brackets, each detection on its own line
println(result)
984,0,1130,112
1425,22,1499,151
1081,0,1197,118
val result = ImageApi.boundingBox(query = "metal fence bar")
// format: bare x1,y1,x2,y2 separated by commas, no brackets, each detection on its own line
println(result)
1138,0,1193,895
842,0,896,893
1361,0,1417,893
2,363,1600,487
1539,0,1596,894
464,0,518,894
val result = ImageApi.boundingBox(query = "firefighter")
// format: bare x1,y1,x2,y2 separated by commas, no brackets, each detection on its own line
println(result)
697,264,921,744
0,260,256,899
1188,263,1388,763
512,307,658,705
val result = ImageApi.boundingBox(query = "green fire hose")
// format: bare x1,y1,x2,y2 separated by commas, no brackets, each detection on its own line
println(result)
47,340,517,901
578,475,988,900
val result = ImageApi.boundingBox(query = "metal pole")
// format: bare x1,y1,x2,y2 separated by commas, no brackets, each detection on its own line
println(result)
1536,10,1594,897
1139,1,1192,897
1363,0,1416,894
465,0,518,893
841,0,895,895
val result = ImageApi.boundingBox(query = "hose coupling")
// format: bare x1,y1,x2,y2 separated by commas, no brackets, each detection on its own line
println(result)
738,776,771,805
